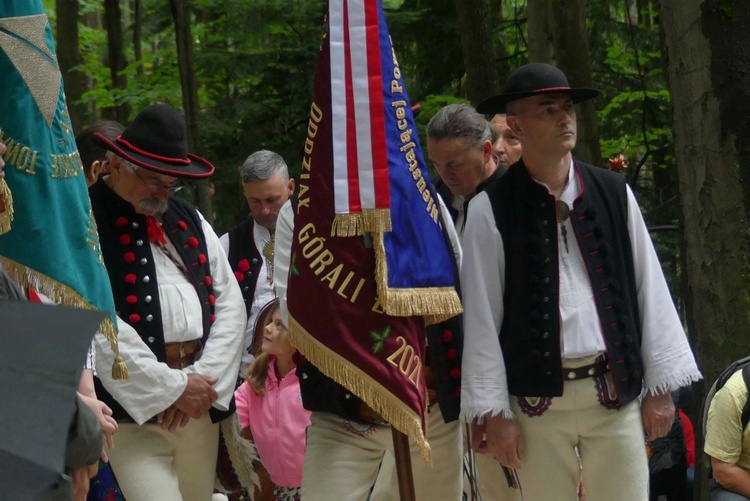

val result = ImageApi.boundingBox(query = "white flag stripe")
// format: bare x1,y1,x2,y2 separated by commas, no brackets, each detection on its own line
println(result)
330,0,350,214
348,0,376,210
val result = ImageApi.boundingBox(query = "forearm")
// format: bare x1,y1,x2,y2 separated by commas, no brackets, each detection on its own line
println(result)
94,317,187,423
713,458,750,497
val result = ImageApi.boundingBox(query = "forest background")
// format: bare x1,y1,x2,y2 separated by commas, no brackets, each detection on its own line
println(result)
46,0,750,497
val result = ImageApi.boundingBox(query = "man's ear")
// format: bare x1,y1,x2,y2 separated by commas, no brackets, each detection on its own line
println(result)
287,178,295,195
481,140,493,164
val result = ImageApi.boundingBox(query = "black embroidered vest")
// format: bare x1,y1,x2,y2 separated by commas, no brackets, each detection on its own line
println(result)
90,180,231,422
486,161,643,407
226,218,263,320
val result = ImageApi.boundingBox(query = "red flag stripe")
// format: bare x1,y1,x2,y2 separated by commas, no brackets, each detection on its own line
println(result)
364,0,389,209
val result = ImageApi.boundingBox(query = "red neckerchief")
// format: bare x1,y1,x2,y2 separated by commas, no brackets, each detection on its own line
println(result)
145,215,167,245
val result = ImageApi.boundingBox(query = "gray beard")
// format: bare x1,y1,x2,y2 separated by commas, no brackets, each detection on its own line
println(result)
138,197,169,216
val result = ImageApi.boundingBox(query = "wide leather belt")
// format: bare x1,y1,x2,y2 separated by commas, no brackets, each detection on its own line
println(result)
562,354,609,381
164,339,203,369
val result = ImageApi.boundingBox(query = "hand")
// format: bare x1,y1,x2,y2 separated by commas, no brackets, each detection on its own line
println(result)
641,391,675,441
173,373,218,419
77,392,118,461
71,463,98,501
484,414,524,469
157,406,191,432
470,419,489,453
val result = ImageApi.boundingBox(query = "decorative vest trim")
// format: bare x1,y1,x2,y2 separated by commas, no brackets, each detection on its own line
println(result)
226,218,263,320
90,180,231,422
486,161,643,406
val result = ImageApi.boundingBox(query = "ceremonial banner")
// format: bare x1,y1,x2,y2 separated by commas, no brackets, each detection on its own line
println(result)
287,0,461,461
0,0,126,378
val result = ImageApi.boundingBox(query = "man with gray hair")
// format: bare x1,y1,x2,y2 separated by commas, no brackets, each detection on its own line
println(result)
220,150,295,379
427,103,503,237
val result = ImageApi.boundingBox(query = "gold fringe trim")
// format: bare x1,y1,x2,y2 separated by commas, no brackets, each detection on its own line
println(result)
361,208,392,234
331,213,362,237
372,232,462,324
0,178,14,236
331,209,392,237
288,314,432,465
0,255,128,380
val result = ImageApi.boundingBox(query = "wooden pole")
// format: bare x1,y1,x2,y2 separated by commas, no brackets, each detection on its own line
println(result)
391,428,416,501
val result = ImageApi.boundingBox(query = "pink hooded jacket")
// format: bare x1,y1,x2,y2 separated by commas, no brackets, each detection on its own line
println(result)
234,359,311,488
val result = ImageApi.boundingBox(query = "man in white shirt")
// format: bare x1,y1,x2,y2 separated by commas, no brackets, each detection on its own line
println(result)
219,150,295,380
90,103,246,501
460,63,701,500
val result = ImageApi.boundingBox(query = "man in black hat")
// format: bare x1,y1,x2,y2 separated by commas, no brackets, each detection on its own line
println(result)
90,103,246,500
459,63,701,500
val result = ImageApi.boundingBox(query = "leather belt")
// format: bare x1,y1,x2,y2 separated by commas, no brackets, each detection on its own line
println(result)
164,339,203,369
563,354,609,381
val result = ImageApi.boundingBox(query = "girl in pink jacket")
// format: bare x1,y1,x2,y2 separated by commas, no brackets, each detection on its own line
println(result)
235,299,311,501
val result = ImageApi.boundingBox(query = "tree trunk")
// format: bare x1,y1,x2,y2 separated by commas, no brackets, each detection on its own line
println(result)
56,0,89,131
661,1,750,499
133,0,144,77
526,0,554,63
455,0,500,104
103,0,131,123
169,0,213,223
526,0,601,166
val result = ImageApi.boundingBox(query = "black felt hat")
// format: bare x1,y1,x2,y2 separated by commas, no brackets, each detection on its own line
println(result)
476,63,600,114
93,103,214,179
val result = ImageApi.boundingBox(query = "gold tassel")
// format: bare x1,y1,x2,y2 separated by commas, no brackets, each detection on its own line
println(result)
288,315,432,465
0,178,14,236
0,256,128,379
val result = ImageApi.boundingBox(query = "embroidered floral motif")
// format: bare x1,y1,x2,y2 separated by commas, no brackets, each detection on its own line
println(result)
343,419,379,438
516,395,553,417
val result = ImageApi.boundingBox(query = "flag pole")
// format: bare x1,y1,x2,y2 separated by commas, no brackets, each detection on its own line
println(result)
392,428,416,501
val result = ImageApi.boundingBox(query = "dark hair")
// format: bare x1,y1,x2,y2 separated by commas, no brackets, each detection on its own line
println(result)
76,121,125,168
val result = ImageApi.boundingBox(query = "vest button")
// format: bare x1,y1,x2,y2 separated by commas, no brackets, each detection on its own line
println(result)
545,371,552,376
542,332,549,339
136,239,144,246
145,295,152,303
544,277,550,283
252,258,259,264
301,373,308,379
544,257,551,263
143,275,150,283
148,336,155,343
542,220,548,226
140,258,148,265
146,314,154,322
544,351,550,357
543,296,549,302
542,314,549,320
132,222,140,229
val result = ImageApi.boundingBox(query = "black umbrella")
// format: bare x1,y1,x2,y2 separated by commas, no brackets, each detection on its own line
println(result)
0,300,106,500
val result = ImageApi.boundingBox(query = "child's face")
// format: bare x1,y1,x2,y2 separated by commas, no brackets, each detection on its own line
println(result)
261,308,295,358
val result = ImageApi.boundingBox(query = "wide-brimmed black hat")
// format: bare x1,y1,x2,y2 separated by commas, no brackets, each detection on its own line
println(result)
476,63,600,114
93,103,214,179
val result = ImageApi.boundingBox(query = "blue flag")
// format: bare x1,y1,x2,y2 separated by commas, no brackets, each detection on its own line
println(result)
0,0,126,378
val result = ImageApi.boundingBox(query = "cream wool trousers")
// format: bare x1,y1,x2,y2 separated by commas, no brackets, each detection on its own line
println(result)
108,413,220,501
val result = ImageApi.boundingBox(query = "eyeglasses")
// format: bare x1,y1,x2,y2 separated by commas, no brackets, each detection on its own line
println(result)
127,164,183,194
